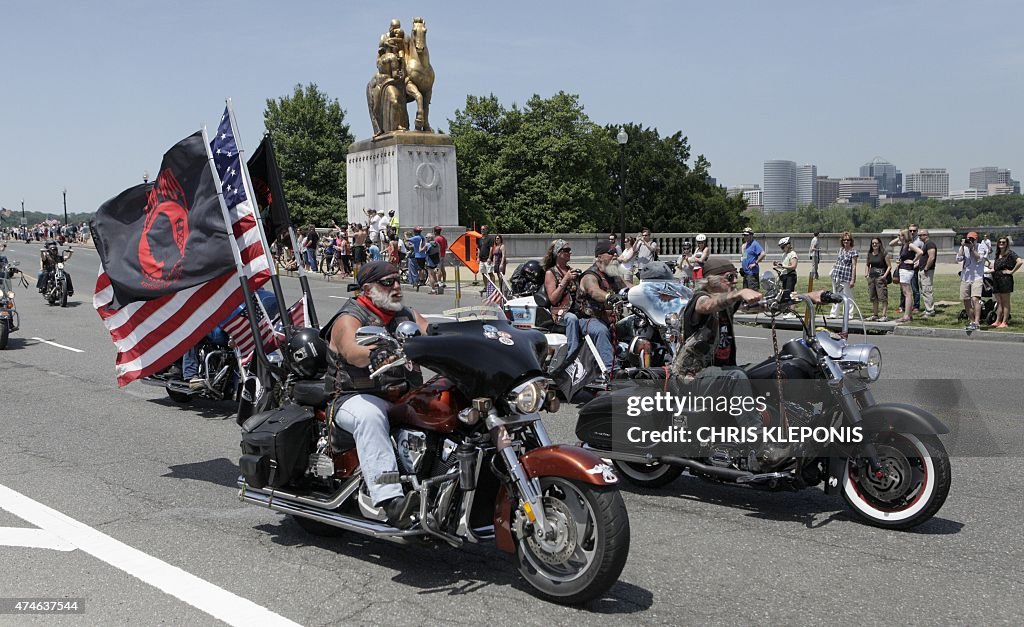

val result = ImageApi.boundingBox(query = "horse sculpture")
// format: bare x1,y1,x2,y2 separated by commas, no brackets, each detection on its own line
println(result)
367,17,435,136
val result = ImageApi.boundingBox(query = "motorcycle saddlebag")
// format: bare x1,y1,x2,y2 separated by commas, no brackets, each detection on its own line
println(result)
239,404,314,489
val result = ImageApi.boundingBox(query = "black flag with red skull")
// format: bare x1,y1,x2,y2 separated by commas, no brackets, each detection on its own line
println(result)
91,131,235,309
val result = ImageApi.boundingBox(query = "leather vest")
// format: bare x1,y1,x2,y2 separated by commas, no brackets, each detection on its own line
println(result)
321,299,416,397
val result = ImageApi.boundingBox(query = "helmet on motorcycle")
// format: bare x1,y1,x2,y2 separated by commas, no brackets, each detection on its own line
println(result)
695,233,707,243
519,259,542,280
44,240,58,252
286,327,327,379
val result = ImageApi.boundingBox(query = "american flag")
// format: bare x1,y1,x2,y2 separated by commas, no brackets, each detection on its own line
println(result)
482,275,507,305
223,292,277,367
93,111,271,386
286,293,310,328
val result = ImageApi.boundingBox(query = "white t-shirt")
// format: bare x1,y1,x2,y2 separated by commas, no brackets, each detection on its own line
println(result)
368,214,383,238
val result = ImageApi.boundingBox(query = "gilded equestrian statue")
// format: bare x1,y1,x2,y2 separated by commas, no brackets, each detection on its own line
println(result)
367,17,435,136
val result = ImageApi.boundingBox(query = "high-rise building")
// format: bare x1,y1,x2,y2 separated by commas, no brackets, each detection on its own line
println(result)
815,176,840,208
860,158,902,194
969,167,1012,194
839,177,879,200
742,188,763,207
797,164,817,207
905,168,949,198
763,160,797,212
727,184,759,198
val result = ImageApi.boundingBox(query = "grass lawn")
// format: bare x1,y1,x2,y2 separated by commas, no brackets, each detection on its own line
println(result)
801,273,1022,330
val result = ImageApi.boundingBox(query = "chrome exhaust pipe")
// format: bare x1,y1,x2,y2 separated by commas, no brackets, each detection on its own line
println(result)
239,487,427,544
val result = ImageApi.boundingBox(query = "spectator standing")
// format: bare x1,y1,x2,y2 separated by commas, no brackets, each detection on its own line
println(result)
829,232,859,318
740,227,765,289
618,236,637,279
367,239,381,262
606,234,621,256
890,225,922,312
302,226,319,272
338,234,351,277
773,236,798,292
411,226,427,287
676,240,694,286
632,228,659,274
809,231,821,280
364,208,383,248
490,234,507,280
351,224,368,277
956,231,989,331
386,210,399,241
865,237,892,321
433,226,449,287
918,229,938,317
894,229,922,323
692,234,711,280
477,225,495,287
991,237,1021,328
424,232,441,293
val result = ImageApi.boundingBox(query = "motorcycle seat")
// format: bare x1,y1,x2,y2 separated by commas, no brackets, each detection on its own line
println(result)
293,379,330,409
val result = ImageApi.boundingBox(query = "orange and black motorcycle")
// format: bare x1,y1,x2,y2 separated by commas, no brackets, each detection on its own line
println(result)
236,313,630,605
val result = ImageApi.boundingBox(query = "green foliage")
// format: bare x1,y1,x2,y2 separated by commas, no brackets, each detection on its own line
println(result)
448,92,614,233
747,196,1024,234
447,94,742,234
263,83,353,228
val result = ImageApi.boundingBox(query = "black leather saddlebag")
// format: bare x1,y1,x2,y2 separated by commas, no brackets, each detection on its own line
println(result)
239,404,314,489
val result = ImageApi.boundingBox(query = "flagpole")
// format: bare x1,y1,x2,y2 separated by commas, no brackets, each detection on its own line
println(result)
225,99,291,334
264,132,319,327
201,125,271,372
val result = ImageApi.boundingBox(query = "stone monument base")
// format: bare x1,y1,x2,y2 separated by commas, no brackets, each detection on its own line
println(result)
346,131,459,234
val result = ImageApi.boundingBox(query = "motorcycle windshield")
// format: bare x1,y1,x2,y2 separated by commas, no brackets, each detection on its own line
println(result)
405,319,547,400
628,280,692,326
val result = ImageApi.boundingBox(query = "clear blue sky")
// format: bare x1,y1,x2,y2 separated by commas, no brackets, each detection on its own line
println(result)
1,0,1020,219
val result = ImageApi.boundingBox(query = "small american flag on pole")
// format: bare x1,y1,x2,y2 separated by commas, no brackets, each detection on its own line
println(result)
286,293,310,328
483,276,506,305
222,294,277,367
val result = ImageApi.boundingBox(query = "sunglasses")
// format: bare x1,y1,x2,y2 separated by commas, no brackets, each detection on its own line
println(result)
842,239,852,243
376,278,400,288
722,273,738,282
559,248,572,253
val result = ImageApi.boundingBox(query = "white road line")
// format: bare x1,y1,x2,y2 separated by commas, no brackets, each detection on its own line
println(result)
0,483,299,626
0,527,75,551
30,337,84,353
328,295,347,299
735,335,768,340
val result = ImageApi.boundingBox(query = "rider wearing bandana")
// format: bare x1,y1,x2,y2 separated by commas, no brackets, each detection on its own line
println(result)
320,261,430,529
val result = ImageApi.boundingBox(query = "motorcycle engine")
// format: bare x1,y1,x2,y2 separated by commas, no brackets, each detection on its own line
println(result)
396,429,429,474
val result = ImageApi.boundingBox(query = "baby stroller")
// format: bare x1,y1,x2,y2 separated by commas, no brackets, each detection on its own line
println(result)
958,272,1008,324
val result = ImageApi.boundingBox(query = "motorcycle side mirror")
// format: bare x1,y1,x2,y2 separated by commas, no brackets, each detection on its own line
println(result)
355,325,389,346
394,320,421,340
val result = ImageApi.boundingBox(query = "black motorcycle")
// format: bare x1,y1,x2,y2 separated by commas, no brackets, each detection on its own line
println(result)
575,273,952,530
237,314,631,604
0,253,27,350
41,248,73,307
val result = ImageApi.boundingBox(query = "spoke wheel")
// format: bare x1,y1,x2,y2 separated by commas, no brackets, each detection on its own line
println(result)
515,477,629,605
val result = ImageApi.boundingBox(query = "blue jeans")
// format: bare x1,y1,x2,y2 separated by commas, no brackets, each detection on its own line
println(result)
407,256,419,285
566,315,614,371
182,346,199,379
333,394,403,506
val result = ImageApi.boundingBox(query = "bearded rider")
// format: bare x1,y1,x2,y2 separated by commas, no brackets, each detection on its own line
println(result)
576,239,630,375
671,257,828,431
320,261,429,528
36,240,73,296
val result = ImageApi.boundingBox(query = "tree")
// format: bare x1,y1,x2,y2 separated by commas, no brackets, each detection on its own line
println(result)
263,83,353,227
449,92,615,233
603,123,744,235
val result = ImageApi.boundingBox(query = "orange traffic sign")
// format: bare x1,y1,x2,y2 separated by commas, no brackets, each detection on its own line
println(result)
450,231,480,274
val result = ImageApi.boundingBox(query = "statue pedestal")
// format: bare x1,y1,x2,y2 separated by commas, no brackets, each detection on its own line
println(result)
346,131,459,232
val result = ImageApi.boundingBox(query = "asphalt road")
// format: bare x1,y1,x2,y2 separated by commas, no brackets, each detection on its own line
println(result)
1,242,1022,625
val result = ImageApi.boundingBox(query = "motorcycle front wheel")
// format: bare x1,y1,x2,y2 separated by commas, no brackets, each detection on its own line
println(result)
59,281,67,307
842,433,951,530
515,477,630,605
0,319,8,350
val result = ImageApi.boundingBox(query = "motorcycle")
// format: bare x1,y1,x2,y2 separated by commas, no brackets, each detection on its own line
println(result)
237,314,631,604
0,253,27,350
42,248,73,307
574,273,952,530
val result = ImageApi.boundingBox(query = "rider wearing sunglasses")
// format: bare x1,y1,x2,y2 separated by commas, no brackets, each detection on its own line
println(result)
320,261,430,528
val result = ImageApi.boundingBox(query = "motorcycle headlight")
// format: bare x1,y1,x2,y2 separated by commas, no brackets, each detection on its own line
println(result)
57,262,64,270
6,291,13,300
839,344,882,383
506,377,548,414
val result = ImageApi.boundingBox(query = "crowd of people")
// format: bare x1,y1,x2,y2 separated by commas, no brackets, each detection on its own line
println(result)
0,222,90,244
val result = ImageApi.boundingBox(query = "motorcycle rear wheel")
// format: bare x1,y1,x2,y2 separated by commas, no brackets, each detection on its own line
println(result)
842,433,951,530
167,388,192,404
515,478,630,605
611,460,684,488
